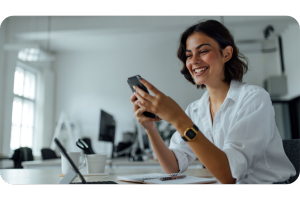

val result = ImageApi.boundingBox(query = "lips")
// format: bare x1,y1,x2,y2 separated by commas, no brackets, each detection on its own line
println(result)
193,66,209,72
193,66,209,76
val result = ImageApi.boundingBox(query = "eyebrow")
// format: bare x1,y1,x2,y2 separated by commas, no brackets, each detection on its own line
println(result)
186,44,211,52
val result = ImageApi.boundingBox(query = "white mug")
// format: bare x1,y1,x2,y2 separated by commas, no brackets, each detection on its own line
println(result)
86,154,107,174
61,152,86,175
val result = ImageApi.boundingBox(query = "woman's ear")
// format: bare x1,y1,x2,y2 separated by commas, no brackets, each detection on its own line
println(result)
223,46,233,63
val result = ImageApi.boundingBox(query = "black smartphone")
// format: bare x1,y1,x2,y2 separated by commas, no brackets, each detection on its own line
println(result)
127,75,158,118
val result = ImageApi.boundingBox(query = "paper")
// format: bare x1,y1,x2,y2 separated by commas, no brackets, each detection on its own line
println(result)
116,173,217,184
145,176,216,184
117,173,162,182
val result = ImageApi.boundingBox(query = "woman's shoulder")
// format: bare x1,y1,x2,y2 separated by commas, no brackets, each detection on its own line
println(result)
239,82,270,99
237,82,271,105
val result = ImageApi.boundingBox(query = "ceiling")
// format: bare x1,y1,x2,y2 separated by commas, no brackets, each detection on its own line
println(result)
12,16,298,53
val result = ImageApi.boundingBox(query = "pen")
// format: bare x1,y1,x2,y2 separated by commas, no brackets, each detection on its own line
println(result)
159,175,187,181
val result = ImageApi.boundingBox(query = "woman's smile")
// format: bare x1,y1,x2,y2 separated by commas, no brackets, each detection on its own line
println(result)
193,66,210,77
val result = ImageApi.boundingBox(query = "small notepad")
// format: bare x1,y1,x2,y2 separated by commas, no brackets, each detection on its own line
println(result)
116,173,217,184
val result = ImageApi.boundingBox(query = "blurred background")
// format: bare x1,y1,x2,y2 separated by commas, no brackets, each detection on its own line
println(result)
0,16,299,168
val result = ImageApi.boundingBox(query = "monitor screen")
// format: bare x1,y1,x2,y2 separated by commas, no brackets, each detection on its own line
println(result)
98,110,116,143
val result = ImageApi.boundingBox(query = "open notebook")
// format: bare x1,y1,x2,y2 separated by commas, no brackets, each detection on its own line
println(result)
117,173,217,184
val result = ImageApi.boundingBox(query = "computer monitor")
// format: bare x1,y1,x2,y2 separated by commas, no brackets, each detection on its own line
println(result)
98,109,116,158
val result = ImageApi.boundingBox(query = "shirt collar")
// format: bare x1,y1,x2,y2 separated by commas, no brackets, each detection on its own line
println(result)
191,80,242,112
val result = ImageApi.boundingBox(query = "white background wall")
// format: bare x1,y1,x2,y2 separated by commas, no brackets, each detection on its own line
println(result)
281,23,300,100
0,19,6,155
0,16,299,158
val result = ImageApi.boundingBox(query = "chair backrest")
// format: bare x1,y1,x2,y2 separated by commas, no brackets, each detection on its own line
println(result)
41,148,58,160
282,139,300,183
11,147,34,168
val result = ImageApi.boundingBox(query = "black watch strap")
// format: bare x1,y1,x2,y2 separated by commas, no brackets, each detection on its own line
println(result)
192,124,199,131
182,125,198,142
182,135,189,142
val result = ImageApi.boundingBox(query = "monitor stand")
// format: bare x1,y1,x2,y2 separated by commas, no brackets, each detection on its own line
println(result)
59,169,78,184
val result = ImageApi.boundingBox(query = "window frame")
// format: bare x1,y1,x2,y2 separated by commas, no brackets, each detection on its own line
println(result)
10,61,38,152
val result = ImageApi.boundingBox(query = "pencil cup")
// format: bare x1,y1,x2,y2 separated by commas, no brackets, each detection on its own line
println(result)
61,152,86,175
86,154,107,174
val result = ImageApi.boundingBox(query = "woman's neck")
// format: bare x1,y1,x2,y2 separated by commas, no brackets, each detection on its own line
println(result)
206,80,230,107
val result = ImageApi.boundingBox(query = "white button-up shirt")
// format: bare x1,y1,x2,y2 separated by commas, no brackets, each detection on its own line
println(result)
169,80,296,184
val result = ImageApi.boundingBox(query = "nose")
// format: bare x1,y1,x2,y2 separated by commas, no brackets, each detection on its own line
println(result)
191,54,201,65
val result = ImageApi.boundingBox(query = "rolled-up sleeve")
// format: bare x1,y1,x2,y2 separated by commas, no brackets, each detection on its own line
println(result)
223,89,273,182
169,105,197,173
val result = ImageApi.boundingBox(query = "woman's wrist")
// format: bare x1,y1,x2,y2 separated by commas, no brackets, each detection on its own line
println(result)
171,114,194,135
145,125,159,135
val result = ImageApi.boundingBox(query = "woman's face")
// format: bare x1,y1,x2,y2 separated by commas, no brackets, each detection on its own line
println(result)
185,32,227,87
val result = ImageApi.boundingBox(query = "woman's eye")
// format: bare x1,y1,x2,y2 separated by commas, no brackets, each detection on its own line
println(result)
186,55,192,59
200,50,208,54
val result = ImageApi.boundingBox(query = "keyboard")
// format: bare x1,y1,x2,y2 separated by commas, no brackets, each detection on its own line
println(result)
71,181,118,184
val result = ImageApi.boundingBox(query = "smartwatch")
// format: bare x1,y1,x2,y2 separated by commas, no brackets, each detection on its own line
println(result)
182,125,199,142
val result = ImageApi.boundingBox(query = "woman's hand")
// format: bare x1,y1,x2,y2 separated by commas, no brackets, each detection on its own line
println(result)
132,77,187,126
130,93,161,131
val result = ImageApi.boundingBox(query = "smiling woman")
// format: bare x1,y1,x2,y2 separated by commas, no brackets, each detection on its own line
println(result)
130,19,296,184
177,20,248,89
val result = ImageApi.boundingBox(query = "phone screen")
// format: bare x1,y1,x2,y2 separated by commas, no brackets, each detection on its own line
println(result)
127,75,158,118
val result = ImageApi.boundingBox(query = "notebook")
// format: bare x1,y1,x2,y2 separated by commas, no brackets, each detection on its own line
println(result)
116,173,217,184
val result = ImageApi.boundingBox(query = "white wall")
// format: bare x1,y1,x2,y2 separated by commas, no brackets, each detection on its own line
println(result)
0,18,7,155
280,23,300,100
242,53,265,87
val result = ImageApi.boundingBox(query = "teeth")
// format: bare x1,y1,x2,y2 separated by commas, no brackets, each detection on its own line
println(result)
195,67,208,73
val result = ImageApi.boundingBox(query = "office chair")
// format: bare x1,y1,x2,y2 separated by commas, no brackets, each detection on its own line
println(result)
11,147,34,168
41,148,58,160
282,139,300,183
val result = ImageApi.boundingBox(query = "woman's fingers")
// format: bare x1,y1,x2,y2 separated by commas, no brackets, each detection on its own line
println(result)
134,86,155,102
134,101,161,121
138,77,162,96
134,91,151,109
130,93,137,104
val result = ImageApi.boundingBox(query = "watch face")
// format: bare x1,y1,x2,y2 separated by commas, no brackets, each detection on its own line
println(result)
186,129,197,139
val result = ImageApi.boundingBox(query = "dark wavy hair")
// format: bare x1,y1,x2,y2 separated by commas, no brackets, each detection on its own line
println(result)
177,20,249,89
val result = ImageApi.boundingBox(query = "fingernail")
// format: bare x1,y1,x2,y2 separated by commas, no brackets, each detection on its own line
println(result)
133,86,136,90
137,75,142,81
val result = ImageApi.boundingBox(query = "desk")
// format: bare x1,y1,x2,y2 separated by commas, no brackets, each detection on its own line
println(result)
0,168,215,184
21,158,203,169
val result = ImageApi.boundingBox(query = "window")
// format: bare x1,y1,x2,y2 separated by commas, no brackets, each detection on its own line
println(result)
10,65,37,150
18,48,40,62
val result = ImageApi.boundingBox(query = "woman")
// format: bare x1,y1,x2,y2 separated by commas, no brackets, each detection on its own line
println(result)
129,20,296,184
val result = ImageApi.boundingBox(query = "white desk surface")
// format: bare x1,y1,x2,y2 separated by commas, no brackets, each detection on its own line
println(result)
21,157,203,168
0,168,214,184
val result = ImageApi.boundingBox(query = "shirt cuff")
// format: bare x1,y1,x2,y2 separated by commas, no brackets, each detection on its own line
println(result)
223,148,248,182
169,148,189,173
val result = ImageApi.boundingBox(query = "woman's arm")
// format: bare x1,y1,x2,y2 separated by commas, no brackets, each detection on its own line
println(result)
134,77,236,184
145,127,180,174
174,114,236,184
130,93,179,174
